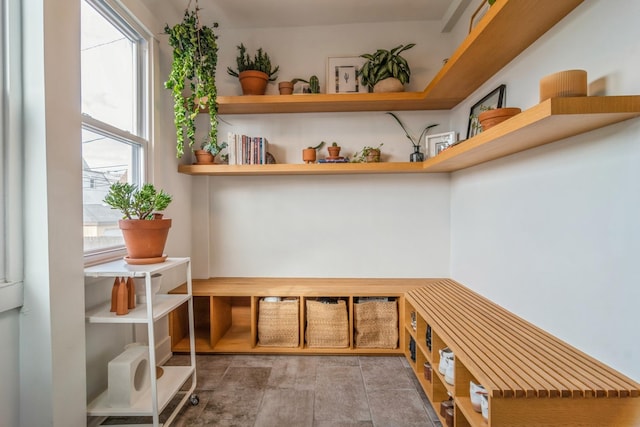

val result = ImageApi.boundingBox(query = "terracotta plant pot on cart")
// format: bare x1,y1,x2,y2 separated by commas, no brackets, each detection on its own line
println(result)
120,219,172,264
478,107,521,131
239,70,269,95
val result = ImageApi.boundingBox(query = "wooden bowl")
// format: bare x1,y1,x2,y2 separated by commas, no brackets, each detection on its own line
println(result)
539,69,587,102
478,107,522,131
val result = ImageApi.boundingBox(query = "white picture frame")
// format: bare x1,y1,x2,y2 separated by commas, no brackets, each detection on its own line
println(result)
427,131,457,158
326,56,368,94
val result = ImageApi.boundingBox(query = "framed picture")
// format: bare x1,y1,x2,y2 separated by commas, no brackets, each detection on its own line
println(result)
469,0,490,33
327,56,367,94
427,131,457,158
467,84,506,139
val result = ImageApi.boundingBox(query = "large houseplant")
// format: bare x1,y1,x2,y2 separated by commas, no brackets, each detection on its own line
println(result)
164,6,221,159
227,43,279,95
358,43,415,93
104,183,173,264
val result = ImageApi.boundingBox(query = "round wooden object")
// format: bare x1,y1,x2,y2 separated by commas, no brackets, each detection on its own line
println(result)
539,69,587,102
478,107,522,131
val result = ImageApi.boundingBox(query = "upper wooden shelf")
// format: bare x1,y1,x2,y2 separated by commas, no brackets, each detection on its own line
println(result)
217,0,583,115
179,96,640,176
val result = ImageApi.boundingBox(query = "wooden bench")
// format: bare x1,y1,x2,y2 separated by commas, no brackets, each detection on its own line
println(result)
405,279,640,426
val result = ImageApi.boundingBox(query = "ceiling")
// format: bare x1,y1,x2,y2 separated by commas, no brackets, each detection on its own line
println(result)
141,0,455,29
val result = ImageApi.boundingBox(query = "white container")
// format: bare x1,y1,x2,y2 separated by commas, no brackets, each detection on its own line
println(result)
107,345,150,408
439,347,454,374
470,381,486,412
445,360,454,385
481,394,489,420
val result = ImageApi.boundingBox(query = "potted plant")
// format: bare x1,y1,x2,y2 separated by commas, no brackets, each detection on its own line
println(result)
327,142,341,158
358,43,415,93
280,76,320,94
386,112,438,162
227,43,279,95
302,141,324,164
193,137,228,164
164,7,220,158
477,107,521,132
351,143,383,163
103,183,173,264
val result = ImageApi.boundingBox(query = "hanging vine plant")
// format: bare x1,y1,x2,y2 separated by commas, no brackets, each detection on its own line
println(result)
164,3,220,158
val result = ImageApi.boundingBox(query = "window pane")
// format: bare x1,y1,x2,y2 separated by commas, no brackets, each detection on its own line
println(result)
81,1,135,133
82,128,140,251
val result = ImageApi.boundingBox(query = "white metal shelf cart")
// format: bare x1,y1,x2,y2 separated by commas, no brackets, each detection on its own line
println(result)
84,257,197,427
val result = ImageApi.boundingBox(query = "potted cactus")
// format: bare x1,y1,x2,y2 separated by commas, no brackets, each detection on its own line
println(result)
227,43,279,95
302,141,325,164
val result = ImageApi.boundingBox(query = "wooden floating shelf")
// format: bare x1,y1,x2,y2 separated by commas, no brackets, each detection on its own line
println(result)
178,161,425,176
179,96,640,176
215,0,583,115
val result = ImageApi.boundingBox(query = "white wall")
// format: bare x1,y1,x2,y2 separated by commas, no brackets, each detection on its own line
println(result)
450,0,640,381
187,20,458,279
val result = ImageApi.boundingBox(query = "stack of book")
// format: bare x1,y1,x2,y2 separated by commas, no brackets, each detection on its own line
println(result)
227,132,269,165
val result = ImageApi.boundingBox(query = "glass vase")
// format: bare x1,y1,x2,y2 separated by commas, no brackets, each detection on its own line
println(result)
410,145,424,162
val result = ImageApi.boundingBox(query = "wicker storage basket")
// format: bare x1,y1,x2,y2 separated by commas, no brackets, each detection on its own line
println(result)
257,298,299,347
354,300,398,349
305,299,349,348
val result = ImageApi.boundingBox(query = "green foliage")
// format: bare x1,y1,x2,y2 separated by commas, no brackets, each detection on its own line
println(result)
309,75,320,93
358,44,415,90
201,136,228,156
386,112,438,148
164,8,220,158
351,143,383,163
227,43,279,81
104,183,173,220
307,141,325,150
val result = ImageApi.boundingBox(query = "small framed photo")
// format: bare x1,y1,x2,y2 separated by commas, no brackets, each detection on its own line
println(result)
427,131,457,158
467,84,506,139
327,56,367,94
469,0,490,33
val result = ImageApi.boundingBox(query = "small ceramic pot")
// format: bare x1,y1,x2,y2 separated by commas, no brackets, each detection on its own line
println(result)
134,273,163,304
478,107,521,131
194,149,214,164
239,70,269,95
327,146,341,158
302,148,317,164
365,149,381,163
278,81,294,95
373,77,404,93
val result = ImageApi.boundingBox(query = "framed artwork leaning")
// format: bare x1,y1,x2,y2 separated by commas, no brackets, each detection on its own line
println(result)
467,84,506,139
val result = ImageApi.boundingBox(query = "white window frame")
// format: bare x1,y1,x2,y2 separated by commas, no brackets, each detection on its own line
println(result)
1,0,24,312
82,0,153,266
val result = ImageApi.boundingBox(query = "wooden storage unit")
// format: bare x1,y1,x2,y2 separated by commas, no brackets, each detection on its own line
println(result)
404,279,640,426
169,277,436,354
178,96,640,177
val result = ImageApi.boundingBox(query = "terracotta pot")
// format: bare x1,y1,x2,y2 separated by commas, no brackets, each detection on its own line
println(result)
478,107,522,131
365,149,381,163
327,146,341,157
279,81,294,95
373,77,404,93
119,219,171,262
194,149,214,164
239,70,269,95
302,148,317,164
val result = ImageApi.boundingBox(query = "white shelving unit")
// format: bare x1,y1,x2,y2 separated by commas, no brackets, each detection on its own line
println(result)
84,257,197,427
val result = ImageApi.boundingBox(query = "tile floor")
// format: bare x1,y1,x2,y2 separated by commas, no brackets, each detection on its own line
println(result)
103,354,442,427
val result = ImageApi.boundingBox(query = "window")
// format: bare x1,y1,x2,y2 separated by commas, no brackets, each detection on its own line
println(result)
81,0,149,260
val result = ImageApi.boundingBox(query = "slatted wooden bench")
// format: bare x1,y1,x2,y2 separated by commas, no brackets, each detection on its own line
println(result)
404,279,640,426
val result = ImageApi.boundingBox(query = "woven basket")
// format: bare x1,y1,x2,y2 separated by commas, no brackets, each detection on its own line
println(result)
305,299,349,348
258,299,299,347
354,300,398,349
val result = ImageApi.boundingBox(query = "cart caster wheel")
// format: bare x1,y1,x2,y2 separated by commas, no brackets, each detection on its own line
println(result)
190,394,200,406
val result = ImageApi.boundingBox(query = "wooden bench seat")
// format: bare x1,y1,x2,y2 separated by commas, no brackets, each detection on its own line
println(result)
405,279,640,426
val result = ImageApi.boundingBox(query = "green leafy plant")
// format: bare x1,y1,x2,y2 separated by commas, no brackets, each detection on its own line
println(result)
351,143,383,163
291,75,320,93
358,44,415,90
201,136,227,156
104,183,172,220
227,43,279,81
386,112,438,149
164,7,220,158
307,141,325,150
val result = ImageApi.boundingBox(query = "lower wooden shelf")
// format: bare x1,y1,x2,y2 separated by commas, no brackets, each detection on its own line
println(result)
169,277,435,355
